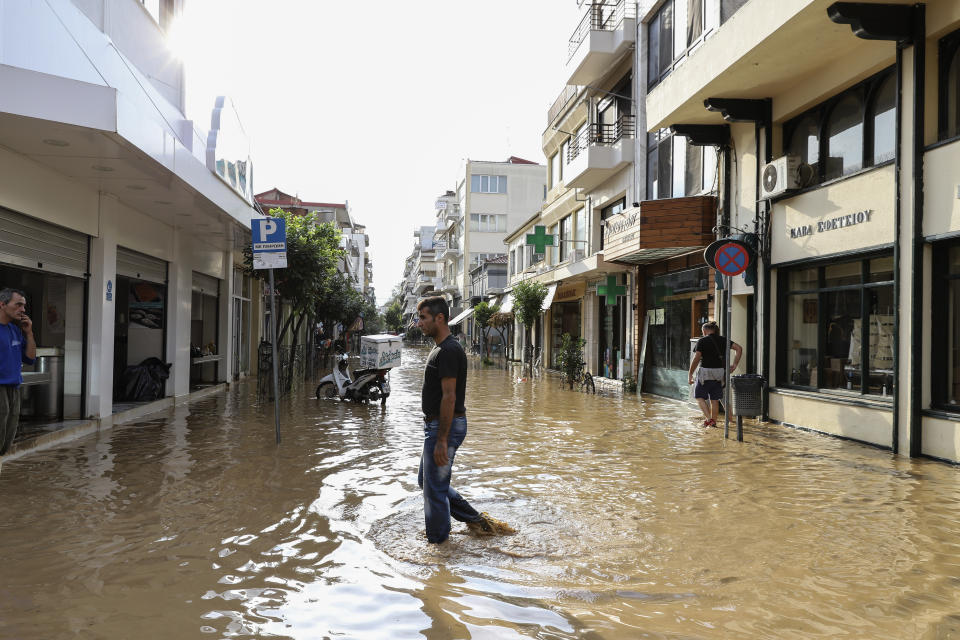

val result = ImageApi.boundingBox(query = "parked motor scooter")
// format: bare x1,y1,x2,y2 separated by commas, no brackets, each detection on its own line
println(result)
316,354,391,405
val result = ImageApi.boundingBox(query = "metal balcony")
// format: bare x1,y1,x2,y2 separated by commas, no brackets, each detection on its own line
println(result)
564,115,636,190
566,0,636,87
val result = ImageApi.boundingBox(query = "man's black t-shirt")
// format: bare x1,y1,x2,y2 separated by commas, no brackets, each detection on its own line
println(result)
422,334,467,417
695,334,731,368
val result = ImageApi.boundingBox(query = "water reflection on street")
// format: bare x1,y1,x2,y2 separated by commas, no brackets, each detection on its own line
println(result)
2,345,960,638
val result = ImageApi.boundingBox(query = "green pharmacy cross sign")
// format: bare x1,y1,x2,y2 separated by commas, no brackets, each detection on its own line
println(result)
597,275,626,306
526,225,554,254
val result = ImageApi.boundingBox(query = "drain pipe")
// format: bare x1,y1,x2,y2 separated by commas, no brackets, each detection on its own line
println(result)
757,111,773,420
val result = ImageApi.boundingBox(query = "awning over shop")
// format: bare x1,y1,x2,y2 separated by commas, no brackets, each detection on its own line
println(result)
541,284,558,311
448,307,475,326
499,292,514,314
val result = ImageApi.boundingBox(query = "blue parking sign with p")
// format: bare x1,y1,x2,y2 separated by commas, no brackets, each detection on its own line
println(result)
252,217,288,269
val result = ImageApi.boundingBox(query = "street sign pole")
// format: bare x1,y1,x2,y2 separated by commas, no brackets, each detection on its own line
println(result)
724,275,732,440
269,268,281,445
705,238,754,441
252,217,288,446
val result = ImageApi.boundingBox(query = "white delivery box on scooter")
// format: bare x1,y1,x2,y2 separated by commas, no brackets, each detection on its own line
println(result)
360,334,403,369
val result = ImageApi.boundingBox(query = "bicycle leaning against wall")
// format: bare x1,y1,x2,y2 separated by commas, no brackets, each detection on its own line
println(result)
556,333,595,394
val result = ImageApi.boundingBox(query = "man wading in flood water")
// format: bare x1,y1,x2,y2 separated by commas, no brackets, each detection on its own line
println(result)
416,296,514,544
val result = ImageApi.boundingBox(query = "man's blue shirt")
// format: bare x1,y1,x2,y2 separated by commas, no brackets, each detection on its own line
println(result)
0,322,35,386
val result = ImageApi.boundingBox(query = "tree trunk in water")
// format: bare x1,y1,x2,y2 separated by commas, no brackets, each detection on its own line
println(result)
304,313,314,378
286,312,307,390
277,310,296,345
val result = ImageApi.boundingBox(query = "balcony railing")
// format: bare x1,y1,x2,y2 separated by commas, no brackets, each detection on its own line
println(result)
568,0,635,61
567,114,636,163
547,85,580,128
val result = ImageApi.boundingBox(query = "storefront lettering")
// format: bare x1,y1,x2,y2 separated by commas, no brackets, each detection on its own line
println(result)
554,282,586,302
605,212,639,237
789,209,872,239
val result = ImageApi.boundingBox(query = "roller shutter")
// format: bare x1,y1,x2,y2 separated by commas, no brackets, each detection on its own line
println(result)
192,271,220,295
116,246,167,283
0,207,88,279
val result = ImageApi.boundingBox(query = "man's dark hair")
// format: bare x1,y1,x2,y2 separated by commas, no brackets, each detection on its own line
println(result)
702,321,719,333
417,296,449,323
0,288,25,305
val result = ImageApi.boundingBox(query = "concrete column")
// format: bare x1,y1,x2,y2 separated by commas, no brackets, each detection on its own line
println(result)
218,254,233,383
166,232,192,397
84,199,117,419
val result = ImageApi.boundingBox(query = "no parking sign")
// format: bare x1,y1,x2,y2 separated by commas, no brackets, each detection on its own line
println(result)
704,238,754,277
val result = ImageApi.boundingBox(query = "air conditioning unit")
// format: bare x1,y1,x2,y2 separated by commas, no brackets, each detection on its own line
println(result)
760,155,801,199
572,249,586,262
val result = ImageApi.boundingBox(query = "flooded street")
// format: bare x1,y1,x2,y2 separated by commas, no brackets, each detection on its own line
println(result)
2,346,960,639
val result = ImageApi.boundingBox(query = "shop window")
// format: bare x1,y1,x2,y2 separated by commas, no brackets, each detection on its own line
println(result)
786,114,820,180
779,254,894,396
574,208,586,258
548,224,559,264
645,267,711,397
825,93,864,180
685,137,703,196
648,0,717,89
931,243,960,409
784,67,894,187
938,29,960,141
0,265,86,420
559,215,572,262
599,197,626,250
871,73,896,164
647,128,716,200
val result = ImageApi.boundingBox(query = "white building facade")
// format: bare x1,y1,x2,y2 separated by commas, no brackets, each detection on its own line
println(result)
433,158,546,337
0,0,258,427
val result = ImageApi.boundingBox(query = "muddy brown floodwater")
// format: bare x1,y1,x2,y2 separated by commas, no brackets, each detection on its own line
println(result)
2,346,960,639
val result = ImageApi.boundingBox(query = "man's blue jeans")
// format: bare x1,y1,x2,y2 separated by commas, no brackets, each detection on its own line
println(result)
418,416,481,543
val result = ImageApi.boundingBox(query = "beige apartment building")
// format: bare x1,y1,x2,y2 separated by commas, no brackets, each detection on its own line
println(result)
432,158,546,333
638,0,960,462
506,0,639,378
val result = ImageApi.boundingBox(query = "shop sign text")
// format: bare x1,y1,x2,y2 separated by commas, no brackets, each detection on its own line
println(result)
604,211,639,237
790,209,873,239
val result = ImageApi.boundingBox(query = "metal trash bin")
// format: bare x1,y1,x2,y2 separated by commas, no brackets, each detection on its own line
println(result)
731,374,765,417
34,349,64,419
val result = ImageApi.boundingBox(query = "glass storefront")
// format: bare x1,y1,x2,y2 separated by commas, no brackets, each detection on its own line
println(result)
113,276,167,400
113,247,169,403
644,266,711,399
550,301,581,368
598,292,626,379
931,244,960,409
190,272,221,389
778,252,894,397
0,264,86,420
232,268,251,379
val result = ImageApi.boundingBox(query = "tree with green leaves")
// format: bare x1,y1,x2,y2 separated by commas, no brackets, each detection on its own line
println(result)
244,207,345,385
472,301,499,360
512,280,548,365
384,300,403,333
556,333,586,389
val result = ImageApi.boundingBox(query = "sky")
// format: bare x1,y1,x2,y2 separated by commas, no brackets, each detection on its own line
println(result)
171,0,584,306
